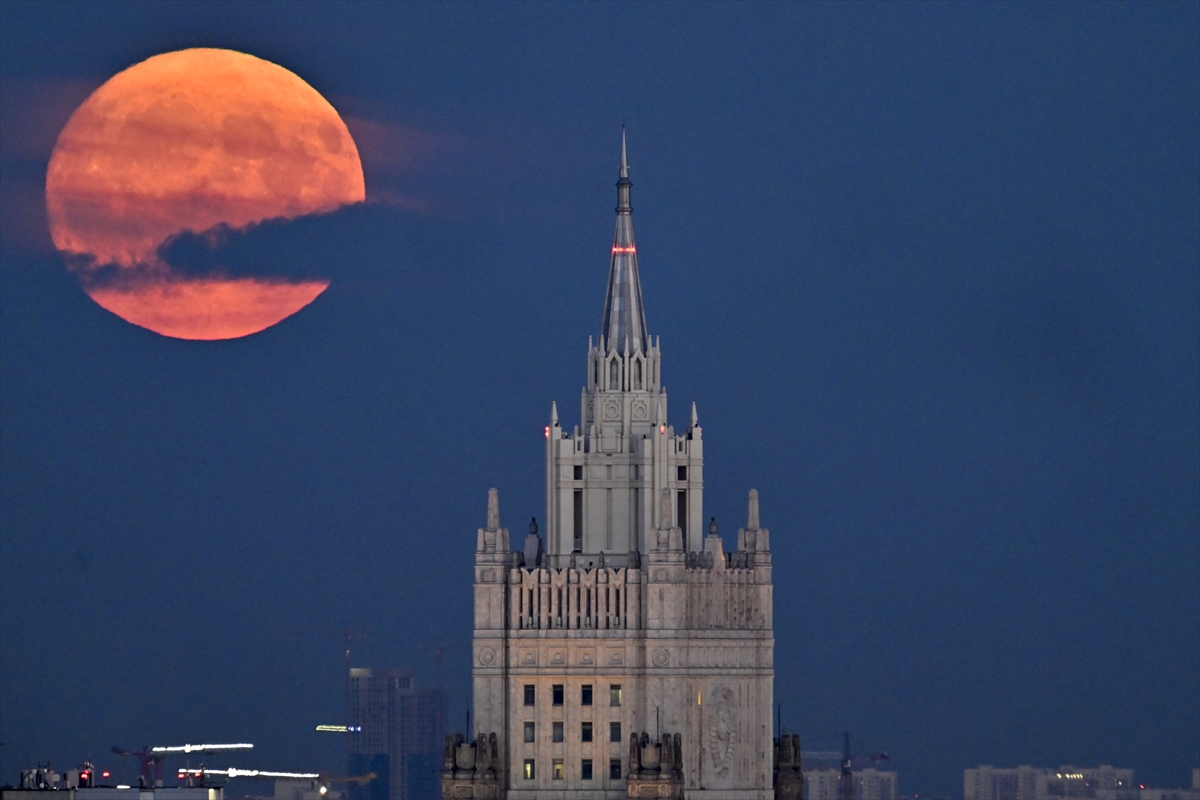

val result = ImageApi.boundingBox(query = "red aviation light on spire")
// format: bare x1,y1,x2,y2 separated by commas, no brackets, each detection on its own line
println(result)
612,245,636,254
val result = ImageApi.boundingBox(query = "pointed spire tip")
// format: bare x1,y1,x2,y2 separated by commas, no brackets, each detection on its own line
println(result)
620,125,628,179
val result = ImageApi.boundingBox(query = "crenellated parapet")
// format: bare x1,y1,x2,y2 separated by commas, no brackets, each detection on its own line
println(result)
441,732,501,800
626,732,684,800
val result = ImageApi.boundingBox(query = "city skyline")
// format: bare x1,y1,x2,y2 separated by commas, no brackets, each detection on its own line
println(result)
1,3,1197,797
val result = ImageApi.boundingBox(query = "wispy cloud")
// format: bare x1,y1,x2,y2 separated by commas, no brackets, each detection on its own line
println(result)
0,76,99,255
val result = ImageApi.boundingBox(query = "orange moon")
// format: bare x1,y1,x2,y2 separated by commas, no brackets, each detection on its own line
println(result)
45,48,365,340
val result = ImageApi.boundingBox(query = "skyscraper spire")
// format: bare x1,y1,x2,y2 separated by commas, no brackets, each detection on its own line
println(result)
600,126,648,354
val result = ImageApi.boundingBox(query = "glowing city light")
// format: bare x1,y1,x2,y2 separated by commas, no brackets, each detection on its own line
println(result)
202,768,321,779
153,743,253,753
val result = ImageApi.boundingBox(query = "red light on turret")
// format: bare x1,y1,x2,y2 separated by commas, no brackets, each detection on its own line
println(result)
612,246,636,254
102,772,111,779
544,426,550,438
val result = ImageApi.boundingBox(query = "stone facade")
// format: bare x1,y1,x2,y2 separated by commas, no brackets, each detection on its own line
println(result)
447,132,776,800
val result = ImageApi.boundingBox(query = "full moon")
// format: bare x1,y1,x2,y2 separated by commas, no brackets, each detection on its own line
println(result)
46,48,365,340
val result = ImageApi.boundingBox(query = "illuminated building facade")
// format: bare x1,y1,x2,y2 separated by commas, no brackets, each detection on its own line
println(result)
443,132,779,800
965,766,1136,800
348,669,444,800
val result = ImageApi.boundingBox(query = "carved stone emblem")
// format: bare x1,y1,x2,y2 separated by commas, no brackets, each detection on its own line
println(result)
652,648,669,667
708,685,737,777
632,399,648,420
478,648,496,666
604,400,621,420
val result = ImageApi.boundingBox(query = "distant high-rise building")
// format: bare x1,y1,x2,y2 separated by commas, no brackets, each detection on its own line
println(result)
965,766,1134,800
443,130,782,800
347,668,444,800
805,768,897,800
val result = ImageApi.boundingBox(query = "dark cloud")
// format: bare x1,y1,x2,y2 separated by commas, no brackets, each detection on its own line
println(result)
60,202,418,290
155,202,387,283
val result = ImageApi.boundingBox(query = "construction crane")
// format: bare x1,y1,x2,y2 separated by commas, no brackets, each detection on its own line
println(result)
111,747,162,788
837,733,889,800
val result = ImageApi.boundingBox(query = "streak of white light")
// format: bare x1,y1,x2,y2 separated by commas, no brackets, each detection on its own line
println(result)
152,743,254,753
202,769,320,779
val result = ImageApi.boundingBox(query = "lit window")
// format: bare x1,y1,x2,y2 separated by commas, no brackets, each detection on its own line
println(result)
610,722,621,743
524,685,535,706
610,760,623,780
581,684,593,706
553,760,564,780
581,760,593,781
581,722,593,742
523,760,535,780
610,685,622,706
553,684,564,705
553,722,564,742
524,723,535,743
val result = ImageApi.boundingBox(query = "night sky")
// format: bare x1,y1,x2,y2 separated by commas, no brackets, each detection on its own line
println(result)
1,2,1197,796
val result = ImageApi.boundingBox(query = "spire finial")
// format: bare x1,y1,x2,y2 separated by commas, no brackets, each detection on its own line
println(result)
620,125,628,180
747,489,760,530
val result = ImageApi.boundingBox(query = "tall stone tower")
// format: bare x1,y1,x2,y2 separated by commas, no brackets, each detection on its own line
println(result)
447,131,775,800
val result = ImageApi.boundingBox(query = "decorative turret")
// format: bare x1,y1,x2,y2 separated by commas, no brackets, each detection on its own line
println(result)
738,488,771,554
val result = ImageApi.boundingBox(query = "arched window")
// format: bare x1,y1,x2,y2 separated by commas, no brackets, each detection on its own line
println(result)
635,360,643,389
609,359,619,390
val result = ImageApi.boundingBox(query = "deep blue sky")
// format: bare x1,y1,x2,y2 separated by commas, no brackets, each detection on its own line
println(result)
1,2,1197,796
